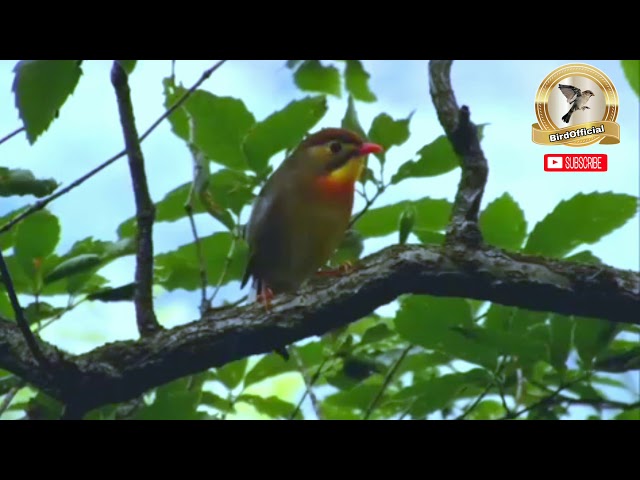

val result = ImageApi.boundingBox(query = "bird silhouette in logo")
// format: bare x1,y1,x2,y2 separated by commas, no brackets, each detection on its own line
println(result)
558,84,596,124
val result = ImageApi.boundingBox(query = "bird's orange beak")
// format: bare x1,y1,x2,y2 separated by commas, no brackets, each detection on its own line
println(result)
358,143,384,155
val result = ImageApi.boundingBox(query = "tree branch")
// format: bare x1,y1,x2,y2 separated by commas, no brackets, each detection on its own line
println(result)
363,344,412,420
111,61,160,337
1,242,637,415
0,60,227,236
0,126,25,147
0,250,49,367
429,60,488,247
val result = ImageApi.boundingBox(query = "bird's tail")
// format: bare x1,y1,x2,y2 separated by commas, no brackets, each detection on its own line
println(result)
561,105,575,124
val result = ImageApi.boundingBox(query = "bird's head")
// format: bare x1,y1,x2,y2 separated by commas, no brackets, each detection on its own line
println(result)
583,90,595,97
291,128,383,186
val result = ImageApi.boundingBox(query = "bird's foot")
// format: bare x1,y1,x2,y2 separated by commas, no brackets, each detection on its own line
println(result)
316,261,355,277
256,285,275,311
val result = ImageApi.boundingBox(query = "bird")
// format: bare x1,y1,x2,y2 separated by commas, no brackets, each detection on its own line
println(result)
558,84,596,124
241,128,383,307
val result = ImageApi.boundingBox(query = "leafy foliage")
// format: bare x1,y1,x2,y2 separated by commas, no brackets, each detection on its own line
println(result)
13,60,83,143
1,59,637,421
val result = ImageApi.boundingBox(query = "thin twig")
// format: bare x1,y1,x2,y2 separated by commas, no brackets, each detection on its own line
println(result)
289,357,329,420
0,250,49,366
0,382,25,416
501,374,591,420
290,348,322,420
457,381,494,420
186,204,209,313
185,142,213,311
0,60,227,236
36,297,85,333
0,126,25,147
208,233,239,305
363,345,412,420
111,61,161,337
349,183,386,229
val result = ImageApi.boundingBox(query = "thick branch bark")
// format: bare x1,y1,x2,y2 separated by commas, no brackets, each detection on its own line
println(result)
430,60,488,246
1,243,638,413
111,61,161,337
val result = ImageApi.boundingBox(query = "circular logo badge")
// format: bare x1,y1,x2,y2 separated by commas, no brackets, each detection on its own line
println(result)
533,63,620,147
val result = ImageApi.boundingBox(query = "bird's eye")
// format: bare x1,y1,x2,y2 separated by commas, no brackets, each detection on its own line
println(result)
329,141,342,154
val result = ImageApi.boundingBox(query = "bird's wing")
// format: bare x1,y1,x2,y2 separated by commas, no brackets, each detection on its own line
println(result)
558,84,581,103
241,174,290,289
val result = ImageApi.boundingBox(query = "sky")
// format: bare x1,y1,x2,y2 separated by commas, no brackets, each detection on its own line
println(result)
0,60,638,418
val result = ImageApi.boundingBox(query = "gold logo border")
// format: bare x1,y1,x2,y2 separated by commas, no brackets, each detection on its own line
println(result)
534,63,619,147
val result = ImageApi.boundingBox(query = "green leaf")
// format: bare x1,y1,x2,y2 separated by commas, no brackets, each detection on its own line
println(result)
398,206,417,245
0,168,58,198
13,60,83,144
574,316,619,367
368,113,412,164
548,314,574,372
116,60,137,75
329,229,364,266
23,301,65,325
395,296,498,369
237,394,298,419
477,327,548,365
324,379,382,410
295,340,326,369
136,378,203,420
215,358,248,390
344,60,376,102
155,233,247,291
14,211,60,289
120,169,255,237
243,96,328,173
360,323,395,345
26,392,64,420
524,192,638,257
465,400,506,420
187,91,256,170
1,255,34,294
621,60,639,97
391,135,458,184
594,341,640,373
87,283,136,302
14,210,60,261
479,193,527,250
200,391,235,413
0,291,14,320
354,197,451,238
341,95,367,139
244,354,296,388
293,60,341,97
565,250,603,265
163,78,190,139
413,229,445,245
390,126,486,185
43,254,102,284
321,403,361,420
0,206,29,251
614,409,640,420
396,352,451,376
395,369,492,418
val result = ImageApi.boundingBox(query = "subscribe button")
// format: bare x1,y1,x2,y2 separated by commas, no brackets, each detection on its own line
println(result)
544,154,608,172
